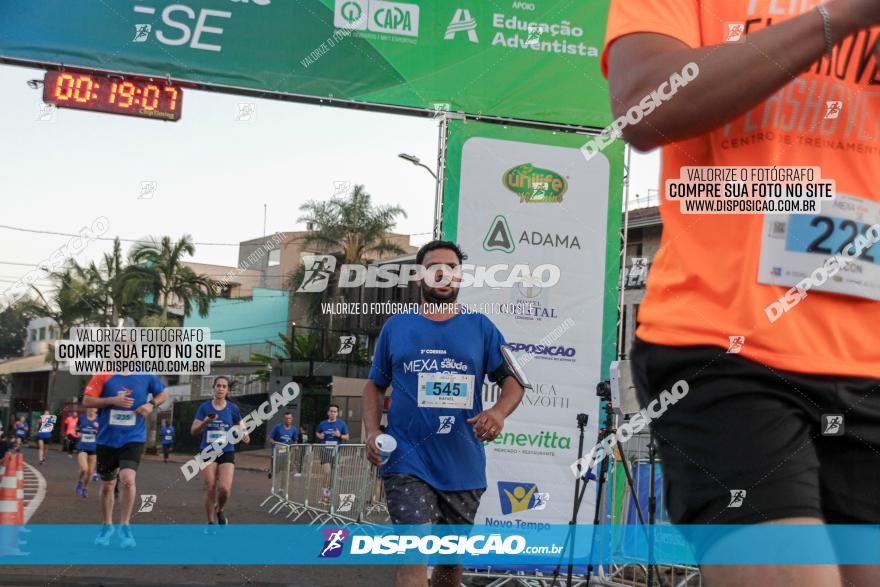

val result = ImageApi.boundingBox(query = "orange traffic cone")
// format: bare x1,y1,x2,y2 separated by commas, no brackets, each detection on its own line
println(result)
15,453,27,526
0,451,24,555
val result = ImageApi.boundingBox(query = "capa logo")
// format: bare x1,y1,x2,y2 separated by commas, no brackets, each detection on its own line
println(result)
503,163,568,203
335,0,419,37
372,1,418,36
319,528,349,558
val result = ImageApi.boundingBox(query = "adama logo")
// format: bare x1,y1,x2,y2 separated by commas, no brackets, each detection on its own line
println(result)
503,163,568,203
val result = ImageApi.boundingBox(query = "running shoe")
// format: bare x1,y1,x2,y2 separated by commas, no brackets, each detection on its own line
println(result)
216,510,228,526
119,525,136,549
81,488,89,498
91,473,98,482
75,481,83,496
294,472,302,478
94,524,114,546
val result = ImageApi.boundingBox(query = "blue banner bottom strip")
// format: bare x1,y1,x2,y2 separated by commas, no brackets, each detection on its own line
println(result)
2,524,880,565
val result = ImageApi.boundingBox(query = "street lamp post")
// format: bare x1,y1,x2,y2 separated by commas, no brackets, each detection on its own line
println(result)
398,153,442,239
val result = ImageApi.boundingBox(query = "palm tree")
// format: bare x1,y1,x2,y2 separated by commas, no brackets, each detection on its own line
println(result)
22,264,94,401
293,185,408,333
297,184,407,264
129,235,216,323
83,238,144,326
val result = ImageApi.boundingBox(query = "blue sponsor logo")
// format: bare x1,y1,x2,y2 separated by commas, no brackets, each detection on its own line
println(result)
506,343,576,357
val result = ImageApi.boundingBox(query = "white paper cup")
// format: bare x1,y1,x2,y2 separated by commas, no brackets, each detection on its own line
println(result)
375,434,397,465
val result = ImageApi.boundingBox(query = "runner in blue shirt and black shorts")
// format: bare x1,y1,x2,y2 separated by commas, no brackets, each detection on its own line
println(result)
362,241,525,587
191,375,249,528
75,408,99,497
315,405,349,502
83,372,167,548
159,420,175,463
36,411,56,465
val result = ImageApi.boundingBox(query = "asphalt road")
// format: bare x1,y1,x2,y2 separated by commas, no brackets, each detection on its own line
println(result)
2,446,399,587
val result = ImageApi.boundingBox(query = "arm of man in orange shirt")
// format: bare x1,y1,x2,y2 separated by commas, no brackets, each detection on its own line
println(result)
607,0,880,151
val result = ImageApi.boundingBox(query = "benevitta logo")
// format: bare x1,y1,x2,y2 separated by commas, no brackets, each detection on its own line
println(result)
497,481,549,514
298,255,337,292
319,528,349,558
335,0,419,38
504,163,568,203
437,415,455,434
445,8,478,43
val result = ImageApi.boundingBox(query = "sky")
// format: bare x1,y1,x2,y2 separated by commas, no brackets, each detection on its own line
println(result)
0,63,660,303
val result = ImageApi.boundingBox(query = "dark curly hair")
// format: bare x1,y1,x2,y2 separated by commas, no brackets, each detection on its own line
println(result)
415,240,466,266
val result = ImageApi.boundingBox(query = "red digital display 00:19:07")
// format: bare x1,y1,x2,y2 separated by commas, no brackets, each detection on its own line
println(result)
42,70,183,122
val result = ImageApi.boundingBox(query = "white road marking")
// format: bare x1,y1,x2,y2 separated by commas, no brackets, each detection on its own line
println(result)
22,460,47,523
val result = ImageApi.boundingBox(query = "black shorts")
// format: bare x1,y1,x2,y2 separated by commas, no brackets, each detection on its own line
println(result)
319,445,338,465
211,451,235,466
96,443,145,481
79,449,96,456
383,474,485,525
631,337,880,526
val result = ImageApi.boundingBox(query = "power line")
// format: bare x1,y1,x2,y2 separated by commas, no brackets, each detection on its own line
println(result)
0,223,241,247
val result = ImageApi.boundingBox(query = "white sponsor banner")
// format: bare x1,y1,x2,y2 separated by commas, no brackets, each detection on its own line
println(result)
455,136,611,524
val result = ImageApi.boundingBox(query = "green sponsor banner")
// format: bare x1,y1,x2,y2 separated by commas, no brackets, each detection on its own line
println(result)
442,119,623,378
0,0,611,128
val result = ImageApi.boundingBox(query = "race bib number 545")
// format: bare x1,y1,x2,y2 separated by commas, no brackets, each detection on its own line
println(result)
417,372,475,409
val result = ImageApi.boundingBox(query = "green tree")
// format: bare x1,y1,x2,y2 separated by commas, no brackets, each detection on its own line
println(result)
291,184,408,331
76,238,146,327
21,265,94,401
129,235,216,323
0,298,36,359
297,184,407,264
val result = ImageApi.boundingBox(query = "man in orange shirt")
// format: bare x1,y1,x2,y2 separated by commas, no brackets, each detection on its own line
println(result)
63,411,79,457
603,1,879,585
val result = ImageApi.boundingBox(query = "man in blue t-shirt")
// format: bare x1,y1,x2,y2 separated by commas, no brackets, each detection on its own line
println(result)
315,405,349,501
159,420,175,463
83,372,167,548
269,412,299,446
362,240,525,587
268,412,300,479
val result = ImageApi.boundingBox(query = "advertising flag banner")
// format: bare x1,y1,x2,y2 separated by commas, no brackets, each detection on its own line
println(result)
0,0,612,128
443,119,624,525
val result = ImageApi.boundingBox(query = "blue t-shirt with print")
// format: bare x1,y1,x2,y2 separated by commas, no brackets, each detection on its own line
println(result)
195,401,242,453
368,311,506,491
160,426,175,445
269,423,299,444
316,419,348,446
85,373,165,449
76,415,99,451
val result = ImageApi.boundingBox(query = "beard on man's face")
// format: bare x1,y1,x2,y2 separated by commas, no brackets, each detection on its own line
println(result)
420,279,459,304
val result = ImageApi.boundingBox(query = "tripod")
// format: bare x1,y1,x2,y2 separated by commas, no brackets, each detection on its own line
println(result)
549,413,591,587
583,383,663,587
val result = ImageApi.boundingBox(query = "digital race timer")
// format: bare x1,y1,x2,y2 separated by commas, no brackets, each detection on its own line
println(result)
42,70,183,122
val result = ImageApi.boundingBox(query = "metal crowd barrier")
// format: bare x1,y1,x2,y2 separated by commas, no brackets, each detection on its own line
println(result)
259,443,390,526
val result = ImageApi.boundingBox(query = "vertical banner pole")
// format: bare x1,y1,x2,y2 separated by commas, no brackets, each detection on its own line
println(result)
434,113,449,239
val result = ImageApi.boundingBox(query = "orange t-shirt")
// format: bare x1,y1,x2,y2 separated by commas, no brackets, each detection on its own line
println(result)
603,0,880,376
